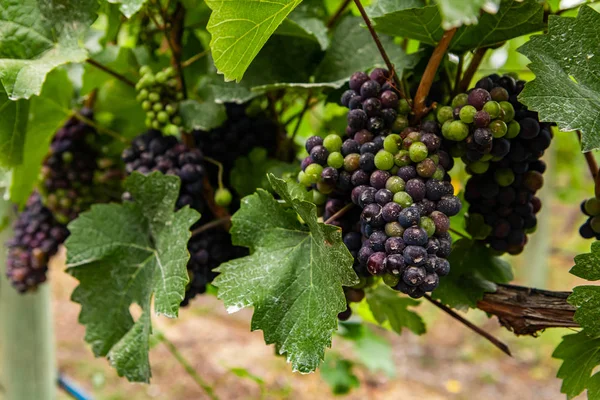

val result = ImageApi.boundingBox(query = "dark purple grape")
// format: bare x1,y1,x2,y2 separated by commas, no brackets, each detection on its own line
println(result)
420,274,439,291
349,72,369,91
367,252,387,275
351,170,370,186
359,153,376,172
380,90,399,109
403,245,427,266
310,145,329,165
375,189,393,205
385,254,406,275
385,237,406,255
468,88,491,110
405,179,426,202
437,195,461,216
341,90,358,107
398,206,421,228
305,136,323,153
370,170,391,189
397,166,417,181
402,266,426,286
403,226,428,246
382,202,402,222
360,80,380,99
348,109,368,130
370,68,389,85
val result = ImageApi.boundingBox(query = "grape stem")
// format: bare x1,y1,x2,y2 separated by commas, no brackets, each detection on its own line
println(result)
86,59,136,87
290,91,313,142
578,131,600,198
352,0,408,101
449,227,469,240
182,49,211,68
327,0,352,28
413,28,457,120
192,217,232,236
424,294,513,357
457,47,487,93
324,203,354,225
154,331,220,400
71,111,130,144
204,156,226,190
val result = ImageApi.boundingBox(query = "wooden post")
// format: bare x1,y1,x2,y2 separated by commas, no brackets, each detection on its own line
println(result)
0,224,57,400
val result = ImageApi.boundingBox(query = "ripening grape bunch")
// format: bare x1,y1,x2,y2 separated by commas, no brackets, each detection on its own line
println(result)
136,66,183,135
444,74,553,254
39,109,123,224
6,194,70,293
299,69,461,300
579,197,600,239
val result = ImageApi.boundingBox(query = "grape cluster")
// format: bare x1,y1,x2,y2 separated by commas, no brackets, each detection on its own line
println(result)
459,74,553,254
192,103,279,169
6,194,70,293
579,197,600,239
122,130,244,305
299,69,461,299
39,110,123,224
136,66,182,135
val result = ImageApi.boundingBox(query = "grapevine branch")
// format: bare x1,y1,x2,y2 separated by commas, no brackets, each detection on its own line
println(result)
425,295,512,356
353,0,407,101
327,0,352,28
578,131,600,198
324,203,354,225
413,28,458,119
86,59,136,87
457,47,488,93
192,217,232,236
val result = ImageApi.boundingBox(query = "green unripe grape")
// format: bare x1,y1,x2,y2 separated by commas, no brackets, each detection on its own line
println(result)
585,198,600,216
444,120,469,141
591,216,600,233
500,101,515,122
393,191,413,207
298,171,312,187
398,99,411,115
437,106,454,124
327,152,344,169
466,213,493,240
144,75,156,86
483,101,501,119
153,102,164,112
374,150,395,170
385,222,404,237
383,274,400,287
409,142,428,163
459,105,477,124
392,115,409,133
317,181,334,195
441,120,452,137
155,71,167,83
135,81,144,91
164,66,175,77
383,134,402,154
305,163,323,183
422,111,435,121
142,100,152,111
480,153,494,162
312,189,328,205
151,120,161,130
139,65,152,76
148,92,161,102
390,166,399,175
344,153,360,172
429,154,439,165
323,134,343,152
165,104,176,116
432,166,445,181
495,168,515,187
145,118,153,128
138,89,149,101
386,176,406,193
146,111,156,119
452,93,468,108
352,276,368,289
169,79,179,88
469,161,489,174
506,120,521,139
420,216,436,237
163,124,179,136
176,92,184,100
215,188,233,207
489,120,508,138
249,148,267,164
62,151,73,163
172,116,182,126
157,111,169,123
394,150,411,167
449,142,466,158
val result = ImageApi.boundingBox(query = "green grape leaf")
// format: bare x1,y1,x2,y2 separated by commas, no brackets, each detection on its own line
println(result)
0,0,97,100
570,241,600,280
320,353,359,395
180,81,227,131
339,322,396,377
553,331,600,399
436,0,500,29
0,88,29,167
518,6,600,152
65,172,200,382
205,0,303,82
108,0,147,18
277,9,329,50
230,148,299,197
9,69,73,207
365,285,426,335
569,286,600,336
314,17,420,88
213,174,358,373
370,0,544,53
82,46,144,139
432,239,513,309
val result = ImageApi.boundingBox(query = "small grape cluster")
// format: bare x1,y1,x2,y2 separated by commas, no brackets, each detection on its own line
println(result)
6,194,70,293
39,109,123,224
459,74,553,254
192,103,279,169
123,130,244,305
299,69,461,299
579,197,600,239
136,66,182,135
